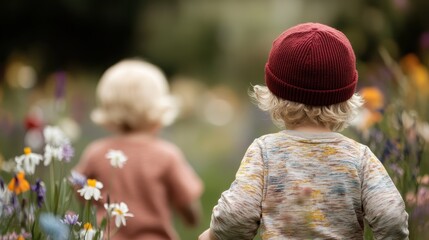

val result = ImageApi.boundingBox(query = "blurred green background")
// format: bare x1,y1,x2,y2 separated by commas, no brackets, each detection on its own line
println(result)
1,0,429,239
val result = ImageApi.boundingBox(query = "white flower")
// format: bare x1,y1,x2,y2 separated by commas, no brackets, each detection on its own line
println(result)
15,147,43,175
57,117,81,142
110,202,134,227
43,145,63,166
24,128,44,150
402,111,417,130
106,150,128,168
417,121,429,143
79,223,103,240
0,187,12,217
43,126,69,147
77,179,103,201
104,203,116,216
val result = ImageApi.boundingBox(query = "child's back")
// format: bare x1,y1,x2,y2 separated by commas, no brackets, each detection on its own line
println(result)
76,133,202,240
199,22,408,240
210,130,408,239
74,59,203,240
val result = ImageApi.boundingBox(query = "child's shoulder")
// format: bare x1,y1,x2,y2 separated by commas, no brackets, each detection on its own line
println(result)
83,136,185,163
255,130,368,151
91,135,181,152
149,137,184,157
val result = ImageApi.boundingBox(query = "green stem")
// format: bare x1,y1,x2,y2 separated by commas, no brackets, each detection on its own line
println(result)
2,212,15,234
48,161,55,212
83,200,91,224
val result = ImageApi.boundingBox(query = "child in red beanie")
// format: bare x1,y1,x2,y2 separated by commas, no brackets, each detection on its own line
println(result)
199,23,408,240
73,59,203,240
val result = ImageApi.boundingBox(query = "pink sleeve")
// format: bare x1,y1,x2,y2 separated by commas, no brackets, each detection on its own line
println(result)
73,142,99,179
165,146,203,209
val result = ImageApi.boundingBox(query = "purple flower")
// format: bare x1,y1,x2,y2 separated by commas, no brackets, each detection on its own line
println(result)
55,71,67,101
381,139,401,162
31,179,46,208
11,194,19,212
60,213,81,226
3,204,14,216
68,170,87,187
62,143,74,162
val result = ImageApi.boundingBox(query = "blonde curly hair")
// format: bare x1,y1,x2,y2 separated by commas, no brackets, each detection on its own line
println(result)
249,85,363,131
91,59,178,133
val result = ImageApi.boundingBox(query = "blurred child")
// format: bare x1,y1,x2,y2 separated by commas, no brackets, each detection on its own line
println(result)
199,23,408,239
74,59,203,240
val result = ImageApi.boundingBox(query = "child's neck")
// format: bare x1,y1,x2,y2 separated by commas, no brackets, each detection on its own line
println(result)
121,125,161,137
290,124,331,133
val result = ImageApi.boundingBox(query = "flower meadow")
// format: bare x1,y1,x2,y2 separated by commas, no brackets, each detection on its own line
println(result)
349,52,429,239
0,126,133,240
1,48,429,240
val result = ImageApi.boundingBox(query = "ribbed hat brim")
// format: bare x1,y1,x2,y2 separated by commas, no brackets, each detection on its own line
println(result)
265,63,358,106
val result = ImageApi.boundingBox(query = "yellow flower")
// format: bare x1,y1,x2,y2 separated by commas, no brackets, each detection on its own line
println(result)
83,222,93,230
351,87,384,131
360,87,384,111
8,171,30,194
401,54,429,95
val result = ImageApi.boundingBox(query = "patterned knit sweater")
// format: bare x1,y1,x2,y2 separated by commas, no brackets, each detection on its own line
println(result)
210,130,409,240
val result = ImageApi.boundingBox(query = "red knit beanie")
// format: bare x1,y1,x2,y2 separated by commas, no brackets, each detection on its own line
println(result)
265,22,358,106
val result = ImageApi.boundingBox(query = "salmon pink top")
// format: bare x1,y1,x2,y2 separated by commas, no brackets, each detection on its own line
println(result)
74,133,203,240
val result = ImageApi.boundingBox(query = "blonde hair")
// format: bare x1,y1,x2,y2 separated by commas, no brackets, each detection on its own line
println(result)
249,85,363,131
91,59,178,133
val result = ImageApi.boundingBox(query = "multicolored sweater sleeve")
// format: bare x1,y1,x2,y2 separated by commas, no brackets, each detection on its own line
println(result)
210,130,409,240
210,140,264,240
361,147,409,239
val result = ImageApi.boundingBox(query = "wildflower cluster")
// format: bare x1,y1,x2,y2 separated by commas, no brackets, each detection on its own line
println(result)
350,50,429,238
0,126,133,239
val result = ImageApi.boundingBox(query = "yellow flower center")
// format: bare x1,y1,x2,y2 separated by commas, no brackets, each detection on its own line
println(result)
17,235,25,240
84,222,93,230
115,208,124,215
24,147,32,155
87,179,97,187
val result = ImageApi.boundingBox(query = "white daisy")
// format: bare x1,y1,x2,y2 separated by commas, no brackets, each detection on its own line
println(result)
106,150,128,168
43,126,69,147
104,203,116,216
43,145,63,166
79,223,103,240
111,202,134,227
15,147,43,175
77,179,103,201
